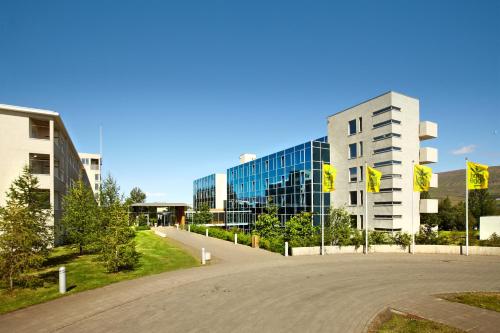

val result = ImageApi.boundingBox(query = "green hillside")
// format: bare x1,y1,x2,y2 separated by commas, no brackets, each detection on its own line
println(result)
429,165,500,204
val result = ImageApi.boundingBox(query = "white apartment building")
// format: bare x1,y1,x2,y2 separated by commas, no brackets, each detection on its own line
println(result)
79,152,102,198
328,91,438,233
0,104,90,244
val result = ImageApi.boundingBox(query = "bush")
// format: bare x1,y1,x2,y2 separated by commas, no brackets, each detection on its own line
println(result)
260,236,285,254
390,232,411,249
369,231,392,245
135,225,150,231
479,233,500,247
351,229,363,249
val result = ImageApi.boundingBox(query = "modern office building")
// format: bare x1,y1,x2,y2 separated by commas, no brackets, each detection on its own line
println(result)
0,104,90,244
79,152,102,199
226,137,330,229
192,173,227,224
327,91,438,233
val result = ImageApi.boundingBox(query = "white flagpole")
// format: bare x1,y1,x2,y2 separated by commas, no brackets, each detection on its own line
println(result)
321,163,325,256
411,160,415,254
465,157,469,256
364,162,368,254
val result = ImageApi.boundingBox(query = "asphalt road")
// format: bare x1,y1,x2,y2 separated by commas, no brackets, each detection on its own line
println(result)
1,227,499,333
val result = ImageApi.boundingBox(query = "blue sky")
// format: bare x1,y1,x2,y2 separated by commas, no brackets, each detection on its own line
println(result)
1,0,499,203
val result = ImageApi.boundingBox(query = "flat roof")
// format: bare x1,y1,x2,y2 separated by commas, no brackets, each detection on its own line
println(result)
129,202,190,207
327,91,419,118
0,103,59,117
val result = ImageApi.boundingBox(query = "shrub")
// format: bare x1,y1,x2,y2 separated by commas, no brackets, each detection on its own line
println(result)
260,236,285,254
369,231,392,245
479,233,500,247
390,232,411,249
351,229,363,249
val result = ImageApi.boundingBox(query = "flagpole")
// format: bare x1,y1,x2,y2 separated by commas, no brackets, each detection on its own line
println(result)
465,157,469,256
411,160,415,254
364,162,368,254
321,163,325,256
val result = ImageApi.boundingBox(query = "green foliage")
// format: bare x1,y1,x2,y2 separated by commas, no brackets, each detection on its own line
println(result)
62,178,100,254
469,189,497,220
193,203,213,225
479,233,500,247
0,166,52,289
416,224,438,245
128,187,146,204
390,232,412,248
98,175,139,272
351,229,364,249
259,236,285,254
437,197,477,231
284,212,317,247
328,207,352,246
369,231,391,244
254,202,281,239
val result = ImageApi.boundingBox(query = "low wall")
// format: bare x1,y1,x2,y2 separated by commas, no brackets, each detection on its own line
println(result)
291,244,500,256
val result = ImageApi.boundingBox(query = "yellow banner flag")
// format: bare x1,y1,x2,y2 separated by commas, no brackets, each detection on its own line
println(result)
322,163,336,192
366,166,382,193
413,164,432,192
467,161,489,190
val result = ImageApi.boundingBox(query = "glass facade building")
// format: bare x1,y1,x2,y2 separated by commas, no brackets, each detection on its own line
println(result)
193,174,216,210
226,137,330,229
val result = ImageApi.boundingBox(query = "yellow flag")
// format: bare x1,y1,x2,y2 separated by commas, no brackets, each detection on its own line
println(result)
467,161,489,190
413,165,432,192
322,163,336,192
366,166,382,193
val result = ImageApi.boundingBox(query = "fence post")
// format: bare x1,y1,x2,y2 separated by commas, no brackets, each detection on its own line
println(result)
201,248,206,265
59,267,66,294
234,233,238,244
188,225,191,232
285,242,289,257
205,229,208,237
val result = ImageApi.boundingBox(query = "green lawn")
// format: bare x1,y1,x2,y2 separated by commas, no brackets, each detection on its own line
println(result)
0,230,198,314
378,313,464,333
441,292,500,313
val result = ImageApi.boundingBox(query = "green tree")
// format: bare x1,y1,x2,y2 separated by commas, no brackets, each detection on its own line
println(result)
125,187,146,206
469,189,496,220
193,203,213,225
284,212,317,247
61,178,100,254
254,201,281,239
98,175,138,272
328,207,352,246
437,197,455,230
0,166,52,289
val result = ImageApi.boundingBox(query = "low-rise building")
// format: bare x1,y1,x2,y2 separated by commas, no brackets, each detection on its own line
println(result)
0,104,90,244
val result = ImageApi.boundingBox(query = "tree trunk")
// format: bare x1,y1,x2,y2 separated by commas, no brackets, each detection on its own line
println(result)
79,244,83,255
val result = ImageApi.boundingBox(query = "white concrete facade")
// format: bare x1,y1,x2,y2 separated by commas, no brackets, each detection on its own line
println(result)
79,152,102,199
327,92,438,233
0,104,89,244
215,173,227,210
479,216,500,240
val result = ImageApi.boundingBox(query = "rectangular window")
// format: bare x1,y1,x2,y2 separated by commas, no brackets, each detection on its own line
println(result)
360,215,364,229
349,191,358,205
90,158,99,170
348,119,357,135
265,178,269,188
95,174,100,181
381,174,402,179
372,105,401,116
360,190,364,205
373,146,402,154
359,117,363,132
373,133,402,142
349,167,357,182
29,153,50,174
240,184,244,192
359,166,364,181
379,188,402,192
95,183,99,191
350,215,357,228
374,215,402,219
30,118,50,140
281,175,285,186
374,160,402,167
373,119,401,129
252,164,256,174
252,181,256,191
359,141,363,157
374,201,402,205
348,143,357,159
265,160,269,171
280,156,285,168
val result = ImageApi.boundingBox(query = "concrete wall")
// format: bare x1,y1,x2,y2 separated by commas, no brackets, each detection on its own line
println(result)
291,245,500,256
79,152,101,198
215,173,227,210
479,216,500,240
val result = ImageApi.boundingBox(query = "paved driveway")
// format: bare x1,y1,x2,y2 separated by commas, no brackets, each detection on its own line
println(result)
1,227,499,333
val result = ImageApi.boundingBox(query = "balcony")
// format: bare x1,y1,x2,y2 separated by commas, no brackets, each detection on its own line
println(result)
430,173,438,188
373,204,404,216
420,199,438,213
419,121,438,141
419,147,438,164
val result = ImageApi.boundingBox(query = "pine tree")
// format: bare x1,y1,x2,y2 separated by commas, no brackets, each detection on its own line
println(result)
0,166,52,289
98,175,138,272
62,178,100,254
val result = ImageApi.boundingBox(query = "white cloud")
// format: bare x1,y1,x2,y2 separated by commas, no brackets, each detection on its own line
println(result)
452,145,476,155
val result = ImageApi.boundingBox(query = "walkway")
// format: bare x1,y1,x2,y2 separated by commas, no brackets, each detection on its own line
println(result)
0,227,499,333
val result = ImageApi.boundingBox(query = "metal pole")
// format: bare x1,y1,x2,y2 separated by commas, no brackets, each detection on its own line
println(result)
465,157,469,256
411,160,415,254
188,225,191,232
364,162,368,254
321,163,325,256
206,228,208,237
285,241,289,257
234,233,238,244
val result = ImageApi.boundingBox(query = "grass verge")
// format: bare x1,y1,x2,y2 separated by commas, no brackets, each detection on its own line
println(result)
0,230,198,314
440,292,500,312
377,312,464,333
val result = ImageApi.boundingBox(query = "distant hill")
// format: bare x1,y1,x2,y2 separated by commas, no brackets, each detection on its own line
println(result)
429,165,500,204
